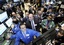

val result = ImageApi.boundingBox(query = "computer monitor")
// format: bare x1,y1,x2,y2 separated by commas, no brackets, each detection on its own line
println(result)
0,23,7,35
13,0,20,2
0,12,8,23
32,27,56,45
5,18,13,27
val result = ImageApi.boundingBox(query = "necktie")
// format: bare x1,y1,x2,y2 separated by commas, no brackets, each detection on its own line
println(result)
31,20,36,30
22,31,26,38
47,20,50,29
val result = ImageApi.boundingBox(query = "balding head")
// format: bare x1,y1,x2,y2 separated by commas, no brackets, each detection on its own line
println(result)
12,12,16,16
38,10,42,15
29,14,34,21
12,12,15,15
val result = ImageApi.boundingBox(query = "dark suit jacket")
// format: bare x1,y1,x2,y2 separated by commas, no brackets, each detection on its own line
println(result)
6,8,12,17
25,16,40,32
22,17,29,22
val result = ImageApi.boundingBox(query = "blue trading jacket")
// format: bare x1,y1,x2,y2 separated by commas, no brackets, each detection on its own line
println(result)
12,23,20,34
10,29,41,45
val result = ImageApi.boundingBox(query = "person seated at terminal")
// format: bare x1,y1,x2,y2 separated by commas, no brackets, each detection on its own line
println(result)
7,23,41,45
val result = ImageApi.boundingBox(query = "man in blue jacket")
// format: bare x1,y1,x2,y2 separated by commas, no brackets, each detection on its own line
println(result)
9,23,41,45
11,23,20,34
11,18,20,34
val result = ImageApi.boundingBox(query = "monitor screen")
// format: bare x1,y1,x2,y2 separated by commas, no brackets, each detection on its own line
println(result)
0,23,7,35
5,18,13,27
13,0,20,2
0,12,8,22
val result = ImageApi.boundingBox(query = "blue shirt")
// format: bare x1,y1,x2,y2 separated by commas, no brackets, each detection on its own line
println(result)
12,23,20,34
10,29,41,45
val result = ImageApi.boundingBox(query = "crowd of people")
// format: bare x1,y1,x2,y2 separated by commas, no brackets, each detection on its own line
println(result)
0,0,64,45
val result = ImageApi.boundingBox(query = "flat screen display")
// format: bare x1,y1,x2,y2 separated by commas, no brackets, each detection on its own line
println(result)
0,23,7,35
13,0,20,2
5,18,13,27
0,12,8,22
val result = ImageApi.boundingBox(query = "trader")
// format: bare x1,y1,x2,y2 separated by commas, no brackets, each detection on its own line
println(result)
11,18,20,34
9,23,41,45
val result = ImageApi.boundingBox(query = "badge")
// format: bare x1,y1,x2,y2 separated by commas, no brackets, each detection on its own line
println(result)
26,34,29,36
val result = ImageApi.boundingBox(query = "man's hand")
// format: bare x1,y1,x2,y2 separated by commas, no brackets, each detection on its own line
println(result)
9,30,13,33
44,26,48,29
6,34,11,40
11,24,14,28
6,35,11,40
57,32,63,37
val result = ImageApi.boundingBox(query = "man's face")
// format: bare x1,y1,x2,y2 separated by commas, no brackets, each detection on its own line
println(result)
17,6,19,9
61,26,64,30
47,15,52,20
29,14,34,21
26,12,29,17
41,8,44,12
12,12,16,16
31,6,34,9
38,11,42,15
49,9,52,12
13,18,18,24
20,25,26,32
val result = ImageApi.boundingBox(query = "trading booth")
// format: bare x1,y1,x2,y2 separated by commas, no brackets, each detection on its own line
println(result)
0,0,64,45
0,13,57,45
0,12,13,45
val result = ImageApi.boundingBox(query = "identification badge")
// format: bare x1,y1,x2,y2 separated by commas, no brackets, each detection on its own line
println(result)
26,34,29,36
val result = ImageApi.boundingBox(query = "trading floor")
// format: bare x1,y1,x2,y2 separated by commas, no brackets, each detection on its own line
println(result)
0,0,64,45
